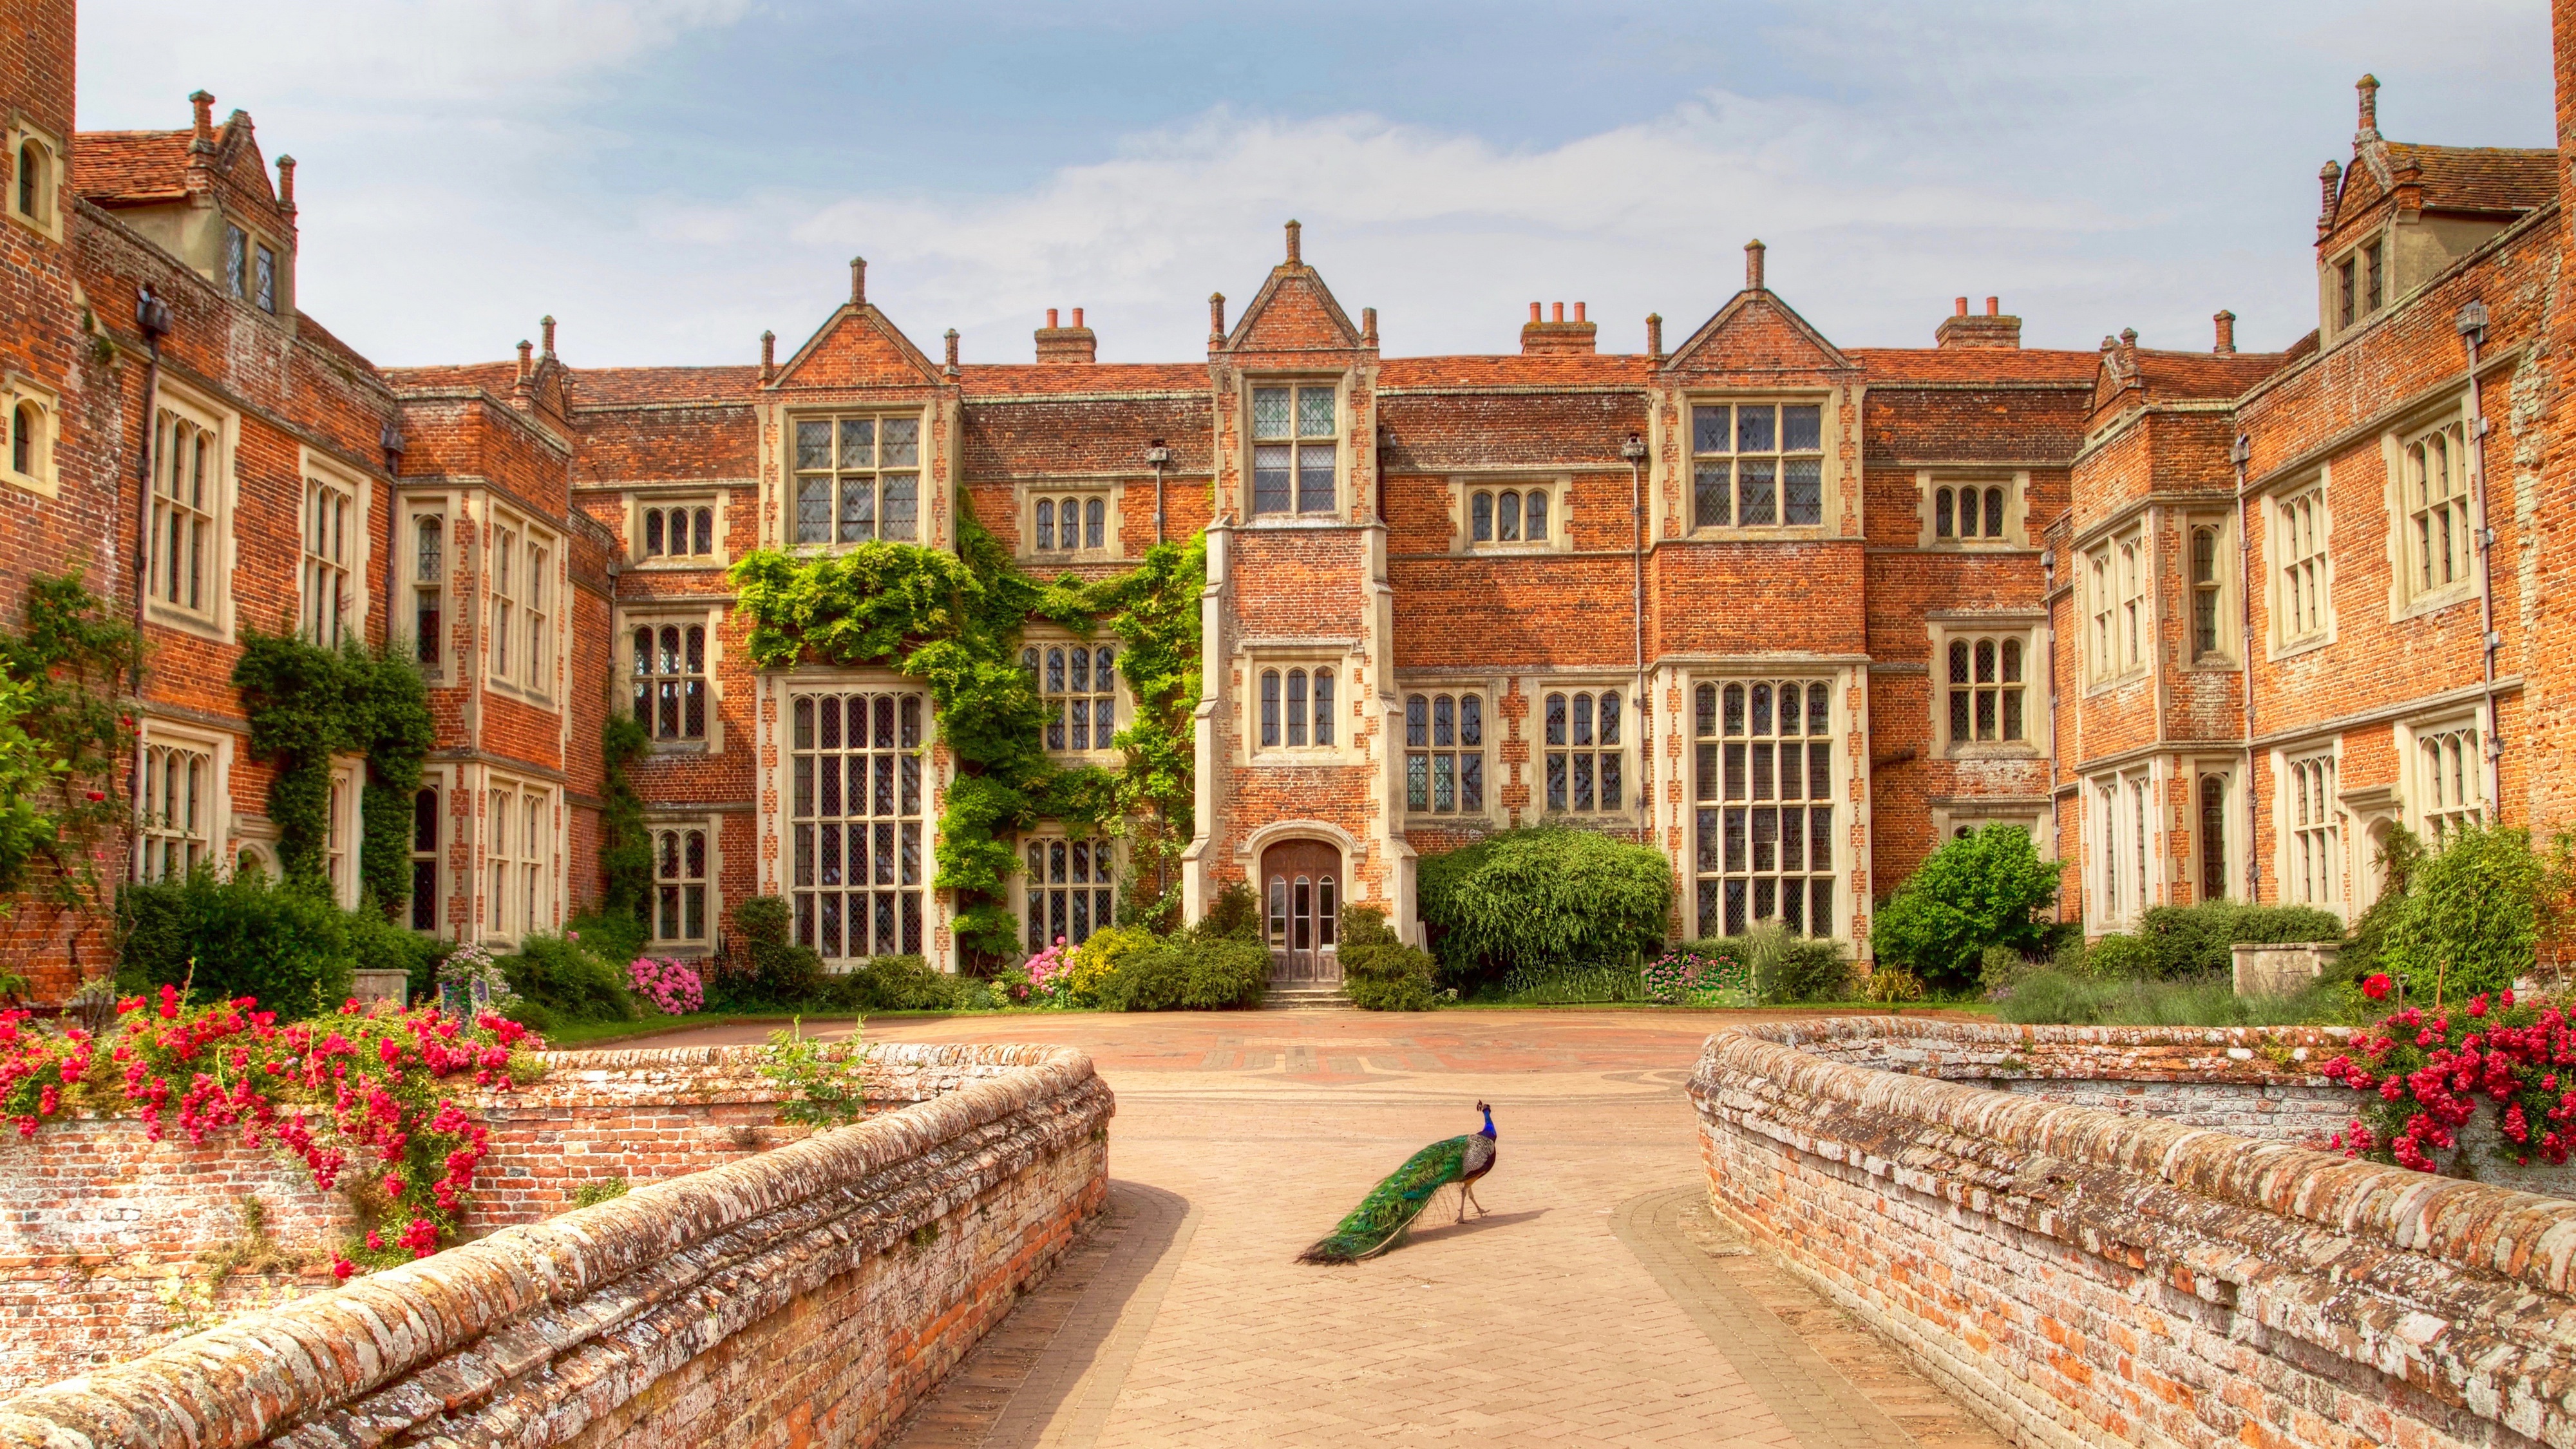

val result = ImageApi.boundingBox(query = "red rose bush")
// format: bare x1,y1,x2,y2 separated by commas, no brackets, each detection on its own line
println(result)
2321,986,2576,1174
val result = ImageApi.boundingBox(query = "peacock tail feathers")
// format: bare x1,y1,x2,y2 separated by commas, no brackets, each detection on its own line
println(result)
1297,1133,1475,1264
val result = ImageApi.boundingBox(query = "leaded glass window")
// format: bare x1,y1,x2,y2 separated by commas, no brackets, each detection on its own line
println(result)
790,691,927,963
1692,679,1837,938
1025,837,1115,951
1404,692,1484,813
1544,690,1624,813
793,414,922,545
1025,641,1119,753
1690,401,1824,529
1251,385,1336,516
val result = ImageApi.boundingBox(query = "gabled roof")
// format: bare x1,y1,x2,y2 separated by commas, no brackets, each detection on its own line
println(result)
773,305,943,389
2329,138,2553,235
1660,289,1853,376
1223,264,1363,354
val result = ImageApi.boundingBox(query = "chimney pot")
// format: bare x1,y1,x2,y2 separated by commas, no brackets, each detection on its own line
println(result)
1647,312,1664,361
1036,307,1097,365
944,328,960,374
1985,296,1999,316
540,316,556,356
849,256,867,305
1745,239,1766,291
2356,73,2380,135
188,91,215,147
2213,310,2237,355
1071,307,1083,328
1936,300,2023,350
1285,219,1302,263
275,155,296,209
1530,302,1542,322
1521,298,1598,355
1573,301,1586,323
1046,308,1059,329
1955,297,1969,317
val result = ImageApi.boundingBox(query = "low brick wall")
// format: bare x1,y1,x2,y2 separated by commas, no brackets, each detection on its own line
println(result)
1692,1017,2576,1449
0,1041,1110,1446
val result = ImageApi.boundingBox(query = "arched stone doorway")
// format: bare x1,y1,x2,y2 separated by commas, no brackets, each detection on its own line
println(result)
1258,838,1341,984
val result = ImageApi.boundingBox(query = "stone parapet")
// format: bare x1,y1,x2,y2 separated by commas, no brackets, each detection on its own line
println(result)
1692,1017,2576,1449
0,1041,1110,1446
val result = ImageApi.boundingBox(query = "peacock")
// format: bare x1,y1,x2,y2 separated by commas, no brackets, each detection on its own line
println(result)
1298,1101,1497,1264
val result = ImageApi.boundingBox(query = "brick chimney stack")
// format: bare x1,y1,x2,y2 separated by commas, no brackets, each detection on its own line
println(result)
849,256,867,305
275,155,296,214
1036,306,1097,364
1285,218,1302,265
1935,295,2022,349
2356,73,2381,138
760,330,776,385
1522,299,1598,355
540,315,557,357
189,91,215,151
2318,160,2343,232
1209,293,1226,346
2213,310,2237,355
1646,313,1663,361
1745,239,1766,291
943,328,960,377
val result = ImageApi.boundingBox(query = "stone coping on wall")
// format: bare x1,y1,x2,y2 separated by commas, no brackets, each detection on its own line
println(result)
0,1041,1113,1449
1692,1017,2576,1449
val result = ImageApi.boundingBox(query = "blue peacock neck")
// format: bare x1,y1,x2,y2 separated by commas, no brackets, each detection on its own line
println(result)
1479,1106,1495,1139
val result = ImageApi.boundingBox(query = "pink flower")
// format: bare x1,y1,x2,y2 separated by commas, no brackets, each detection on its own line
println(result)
2362,974,2392,1001
330,1256,357,1282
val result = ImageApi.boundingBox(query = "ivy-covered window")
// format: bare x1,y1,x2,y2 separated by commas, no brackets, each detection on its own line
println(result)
1690,401,1823,529
1258,666,1335,749
1405,691,1483,813
1025,642,1117,753
632,622,708,741
1024,837,1113,951
1544,690,1622,813
793,414,921,546
1692,679,1837,938
410,784,440,933
791,690,925,963
652,825,710,947
325,758,361,909
138,737,214,882
1250,384,1336,516
303,473,355,648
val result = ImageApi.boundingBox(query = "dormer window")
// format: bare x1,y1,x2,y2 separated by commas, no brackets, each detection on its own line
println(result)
793,414,922,545
1690,401,1824,529
2334,238,2386,332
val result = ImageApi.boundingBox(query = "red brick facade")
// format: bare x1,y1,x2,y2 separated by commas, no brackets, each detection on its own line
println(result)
12,6,2576,990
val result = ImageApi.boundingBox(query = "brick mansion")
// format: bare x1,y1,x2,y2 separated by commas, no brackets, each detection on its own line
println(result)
6,0,2576,994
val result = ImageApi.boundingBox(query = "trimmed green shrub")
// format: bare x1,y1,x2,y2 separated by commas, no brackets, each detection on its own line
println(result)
2138,902,2344,980
1340,904,1437,1012
2387,822,2547,1001
707,894,824,1010
1104,938,1268,1010
849,953,983,1011
2080,932,2157,981
1418,828,1673,989
502,934,641,1025
1195,880,1263,943
117,868,358,1014
1870,825,2058,993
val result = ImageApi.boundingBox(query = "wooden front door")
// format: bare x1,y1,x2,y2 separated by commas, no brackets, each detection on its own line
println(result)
1260,839,1341,984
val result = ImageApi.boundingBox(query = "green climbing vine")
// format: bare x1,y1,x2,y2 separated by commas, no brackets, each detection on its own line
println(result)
0,573,141,916
732,495,1204,964
600,713,652,926
231,634,435,909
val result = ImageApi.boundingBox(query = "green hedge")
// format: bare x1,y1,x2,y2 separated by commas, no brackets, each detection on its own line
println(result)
500,934,641,1027
2137,902,2344,980
1341,904,1437,1011
118,869,359,1013
1100,936,1269,1010
1418,828,1672,988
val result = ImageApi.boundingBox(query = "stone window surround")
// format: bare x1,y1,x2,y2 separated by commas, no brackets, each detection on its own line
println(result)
135,717,234,884
2,373,61,498
2081,524,2148,688
323,755,365,911
5,117,63,242
2270,743,2343,920
645,813,723,952
1687,674,1846,943
2320,223,2391,342
142,379,238,643
757,663,943,904
299,448,372,649
1400,679,1493,820
1237,645,1356,762
625,489,728,568
1021,627,1129,761
480,772,558,945
2400,710,2487,843
1926,613,2047,759
1013,828,1120,954
1015,478,1127,562
2267,474,2334,658
1913,470,2031,550
2085,762,2157,933
1926,800,2051,857
620,605,726,753
401,495,451,680
1236,374,1347,524
786,408,928,550
484,506,560,708
1447,474,1574,554
2381,393,2481,621
2181,511,2239,668
2187,762,2239,907
1536,683,1633,818
1683,392,1833,538
411,765,449,938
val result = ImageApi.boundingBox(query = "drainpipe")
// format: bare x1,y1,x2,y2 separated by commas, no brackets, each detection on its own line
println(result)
1622,431,1650,834
1144,439,1170,546
129,285,174,882
2458,301,2502,813
2231,432,2257,904
2041,546,2060,918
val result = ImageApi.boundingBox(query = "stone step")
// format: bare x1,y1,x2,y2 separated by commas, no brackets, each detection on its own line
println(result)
1262,984,1354,1010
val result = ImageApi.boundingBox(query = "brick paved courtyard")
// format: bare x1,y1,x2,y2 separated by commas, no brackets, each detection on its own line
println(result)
628,1009,2006,1448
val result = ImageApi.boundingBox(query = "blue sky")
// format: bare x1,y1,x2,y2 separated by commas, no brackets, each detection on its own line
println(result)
78,1,2555,368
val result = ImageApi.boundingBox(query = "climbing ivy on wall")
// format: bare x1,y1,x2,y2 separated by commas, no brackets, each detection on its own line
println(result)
600,714,652,926
0,574,141,914
231,634,435,909
732,497,1204,965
